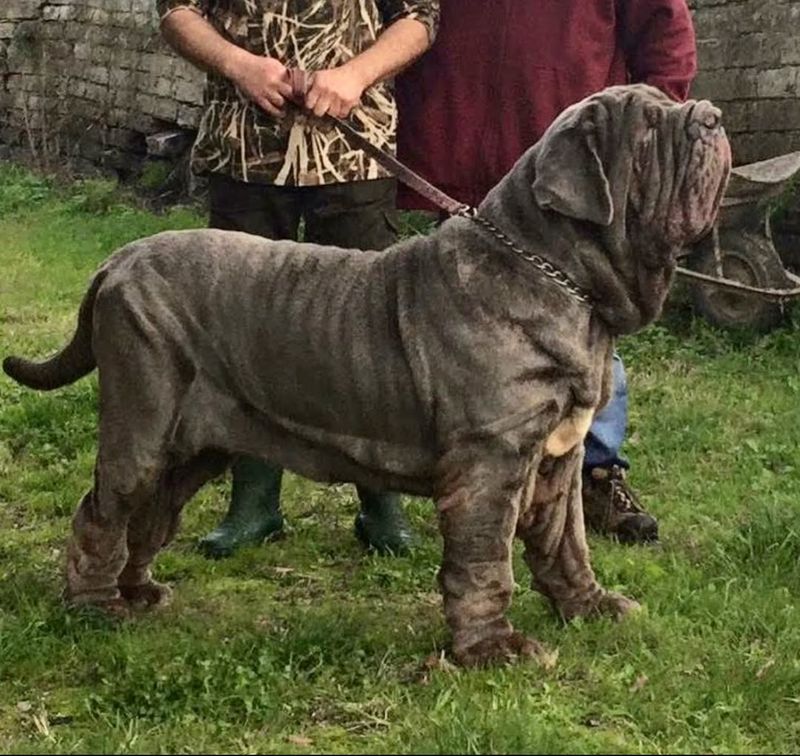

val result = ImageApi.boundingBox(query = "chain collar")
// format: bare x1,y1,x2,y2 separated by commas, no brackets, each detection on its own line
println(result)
461,209,593,307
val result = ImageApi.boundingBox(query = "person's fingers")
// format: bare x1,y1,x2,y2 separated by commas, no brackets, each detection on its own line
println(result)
312,92,333,118
258,96,285,119
326,94,342,118
339,97,357,118
274,74,293,98
265,89,286,110
304,83,321,113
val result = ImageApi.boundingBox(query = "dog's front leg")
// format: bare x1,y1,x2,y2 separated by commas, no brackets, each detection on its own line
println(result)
435,441,545,668
518,448,640,621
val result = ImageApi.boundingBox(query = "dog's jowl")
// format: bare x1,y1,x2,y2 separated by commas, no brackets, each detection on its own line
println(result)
4,85,730,667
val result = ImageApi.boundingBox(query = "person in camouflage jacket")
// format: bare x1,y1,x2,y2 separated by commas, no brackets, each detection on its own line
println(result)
157,0,439,558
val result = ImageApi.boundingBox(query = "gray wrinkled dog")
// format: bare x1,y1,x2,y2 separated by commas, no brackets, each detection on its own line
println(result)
4,85,730,667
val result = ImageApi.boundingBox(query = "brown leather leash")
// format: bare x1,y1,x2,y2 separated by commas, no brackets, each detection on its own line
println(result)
287,68,595,306
288,69,471,217
287,69,800,305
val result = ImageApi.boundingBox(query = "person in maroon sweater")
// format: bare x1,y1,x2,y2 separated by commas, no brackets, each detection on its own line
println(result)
395,0,698,543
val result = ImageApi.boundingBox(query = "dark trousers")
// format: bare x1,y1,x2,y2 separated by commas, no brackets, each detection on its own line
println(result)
209,174,399,250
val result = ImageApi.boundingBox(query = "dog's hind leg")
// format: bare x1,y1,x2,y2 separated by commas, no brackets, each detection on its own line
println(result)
65,465,157,616
66,298,186,613
435,440,547,668
116,484,175,611
119,451,229,609
517,448,640,621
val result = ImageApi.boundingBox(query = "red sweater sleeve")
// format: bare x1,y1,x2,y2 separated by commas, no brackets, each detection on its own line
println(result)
619,0,698,102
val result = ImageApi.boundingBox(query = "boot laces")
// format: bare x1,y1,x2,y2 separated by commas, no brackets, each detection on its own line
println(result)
591,465,644,528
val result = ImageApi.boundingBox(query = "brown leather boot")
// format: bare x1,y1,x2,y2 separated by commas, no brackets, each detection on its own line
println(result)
582,465,659,544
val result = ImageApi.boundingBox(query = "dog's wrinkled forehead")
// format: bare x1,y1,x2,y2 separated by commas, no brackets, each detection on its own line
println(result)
532,85,674,227
532,83,726,229
545,83,677,138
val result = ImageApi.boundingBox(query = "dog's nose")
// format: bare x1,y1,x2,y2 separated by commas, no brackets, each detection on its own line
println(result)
691,101,722,131
687,101,722,141
697,102,722,130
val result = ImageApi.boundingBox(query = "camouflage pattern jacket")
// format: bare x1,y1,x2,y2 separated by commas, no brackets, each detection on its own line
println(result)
157,0,439,186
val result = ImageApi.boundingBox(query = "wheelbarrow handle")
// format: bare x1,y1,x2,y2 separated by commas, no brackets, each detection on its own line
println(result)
676,266,800,301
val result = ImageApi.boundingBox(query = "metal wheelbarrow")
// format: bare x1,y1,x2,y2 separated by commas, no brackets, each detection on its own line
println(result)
679,150,800,331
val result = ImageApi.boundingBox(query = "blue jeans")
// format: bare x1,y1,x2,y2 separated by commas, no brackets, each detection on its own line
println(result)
583,353,629,470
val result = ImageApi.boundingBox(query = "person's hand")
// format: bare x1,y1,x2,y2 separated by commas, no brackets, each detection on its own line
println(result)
226,51,292,118
304,65,369,119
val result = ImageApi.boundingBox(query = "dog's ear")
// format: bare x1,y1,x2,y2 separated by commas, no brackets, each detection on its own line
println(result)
532,105,614,226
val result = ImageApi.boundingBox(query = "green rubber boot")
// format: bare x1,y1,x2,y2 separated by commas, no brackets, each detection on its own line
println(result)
198,457,285,559
354,486,416,556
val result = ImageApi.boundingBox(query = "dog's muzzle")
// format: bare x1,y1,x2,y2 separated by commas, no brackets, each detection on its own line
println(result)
686,100,723,142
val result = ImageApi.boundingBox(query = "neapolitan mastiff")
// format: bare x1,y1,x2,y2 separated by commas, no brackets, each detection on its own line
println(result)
4,85,730,667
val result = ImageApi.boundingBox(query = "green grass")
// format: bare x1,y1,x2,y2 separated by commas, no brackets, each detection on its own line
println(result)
1,161,800,754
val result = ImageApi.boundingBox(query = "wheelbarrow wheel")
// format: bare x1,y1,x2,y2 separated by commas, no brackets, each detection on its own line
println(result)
688,230,788,331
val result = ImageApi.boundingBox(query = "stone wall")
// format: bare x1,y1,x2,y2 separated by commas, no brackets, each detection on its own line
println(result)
0,0,203,176
689,0,800,164
1,0,799,175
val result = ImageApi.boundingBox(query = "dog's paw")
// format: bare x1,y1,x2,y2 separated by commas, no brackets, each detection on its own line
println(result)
453,631,548,669
555,588,641,623
65,593,133,621
597,591,641,620
119,580,173,610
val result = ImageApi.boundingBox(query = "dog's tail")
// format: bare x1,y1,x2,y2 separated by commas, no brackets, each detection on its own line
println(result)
3,271,106,391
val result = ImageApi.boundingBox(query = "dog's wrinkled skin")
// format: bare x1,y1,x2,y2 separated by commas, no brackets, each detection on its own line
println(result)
4,85,730,667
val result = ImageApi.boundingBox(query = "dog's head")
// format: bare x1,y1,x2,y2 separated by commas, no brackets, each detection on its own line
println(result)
483,84,731,333
533,83,730,246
